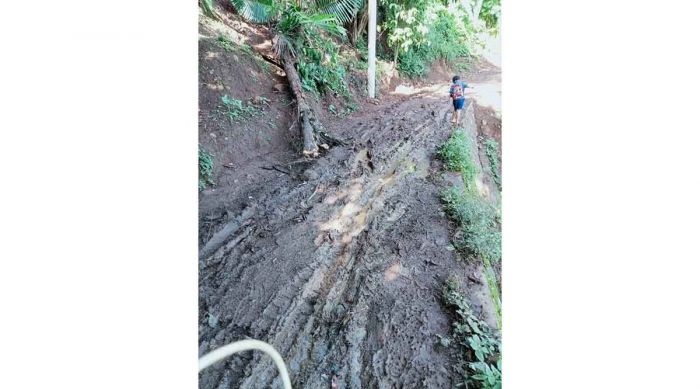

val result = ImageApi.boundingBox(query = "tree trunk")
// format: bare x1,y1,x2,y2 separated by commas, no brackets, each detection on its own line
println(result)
281,50,345,157
352,7,369,46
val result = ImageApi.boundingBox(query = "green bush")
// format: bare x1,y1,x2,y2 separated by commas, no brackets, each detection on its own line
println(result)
481,0,501,31
297,33,350,97
397,50,428,77
441,187,501,262
199,147,215,191
443,278,502,389
383,2,476,77
438,129,478,192
219,95,260,123
216,35,235,51
424,10,472,62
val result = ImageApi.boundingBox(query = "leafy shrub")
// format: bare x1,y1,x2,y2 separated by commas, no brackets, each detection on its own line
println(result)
297,34,350,97
219,95,260,123
216,35,235,51
443,278,502,389
201,0,217,19
424,9,473,62
199,147,215,191
481,0,501,31
441,187,501,262
397,50,428,77
438,129,478,192
382,2,477,77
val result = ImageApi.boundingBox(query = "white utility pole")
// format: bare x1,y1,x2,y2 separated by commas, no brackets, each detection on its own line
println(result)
367,0,377,98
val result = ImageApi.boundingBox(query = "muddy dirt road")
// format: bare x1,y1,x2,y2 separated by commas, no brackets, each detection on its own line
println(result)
199,81,500,387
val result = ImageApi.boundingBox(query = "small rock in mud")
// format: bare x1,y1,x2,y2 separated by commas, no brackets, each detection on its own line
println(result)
253,96,270,105
273,83,286,93
207,313,218,328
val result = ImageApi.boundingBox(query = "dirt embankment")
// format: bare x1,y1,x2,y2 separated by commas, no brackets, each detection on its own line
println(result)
198,12,502,389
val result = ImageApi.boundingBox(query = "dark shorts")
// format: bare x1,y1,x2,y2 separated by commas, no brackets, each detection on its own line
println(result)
453,98,465,110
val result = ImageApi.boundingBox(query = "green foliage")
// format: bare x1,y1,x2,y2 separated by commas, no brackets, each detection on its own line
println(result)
277,7,347,39
438,129,477,192
383,1,429,52
297,33,350,97
440,129,502,327
227,0,358,103
481,255,502,327
219,95,261,123
382,1,477,77
481,0,501,30
229,0,359,96
423,9,473,62
441,187,501,263
397,50,427,77
216,35,235,52
484,137,501,191
253,6,350,97
230,0,278,23
199,147,215,191
230,0,361,29
442,278,502,389
341,102,359,116
201,0,218,19
314,0,364,24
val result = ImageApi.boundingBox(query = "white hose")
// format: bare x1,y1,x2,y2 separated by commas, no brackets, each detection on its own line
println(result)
198,339,292,389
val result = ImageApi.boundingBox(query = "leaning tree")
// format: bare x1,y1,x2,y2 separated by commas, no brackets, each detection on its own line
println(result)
226,0,364,156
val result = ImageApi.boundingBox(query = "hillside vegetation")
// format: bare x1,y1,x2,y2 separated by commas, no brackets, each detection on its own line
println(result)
200,0,499,155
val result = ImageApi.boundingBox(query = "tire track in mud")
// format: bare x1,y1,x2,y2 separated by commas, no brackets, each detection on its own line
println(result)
199,95,482,388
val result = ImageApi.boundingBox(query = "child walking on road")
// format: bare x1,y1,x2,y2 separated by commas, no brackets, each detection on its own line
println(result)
449,75,471,124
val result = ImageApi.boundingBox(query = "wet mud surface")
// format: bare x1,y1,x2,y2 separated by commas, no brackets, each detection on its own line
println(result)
199,92,498,388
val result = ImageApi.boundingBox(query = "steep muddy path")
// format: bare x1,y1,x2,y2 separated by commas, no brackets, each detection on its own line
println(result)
199,89,496,388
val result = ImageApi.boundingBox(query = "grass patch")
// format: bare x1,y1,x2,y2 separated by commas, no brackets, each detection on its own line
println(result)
484,138,501,191
441,278,502,388
439,128,502,327
438,129,478,193
441,187,501,263
482,256,502,327
216,35,235,52
215,35,270,73
199,147,214,191
219,95,262,124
